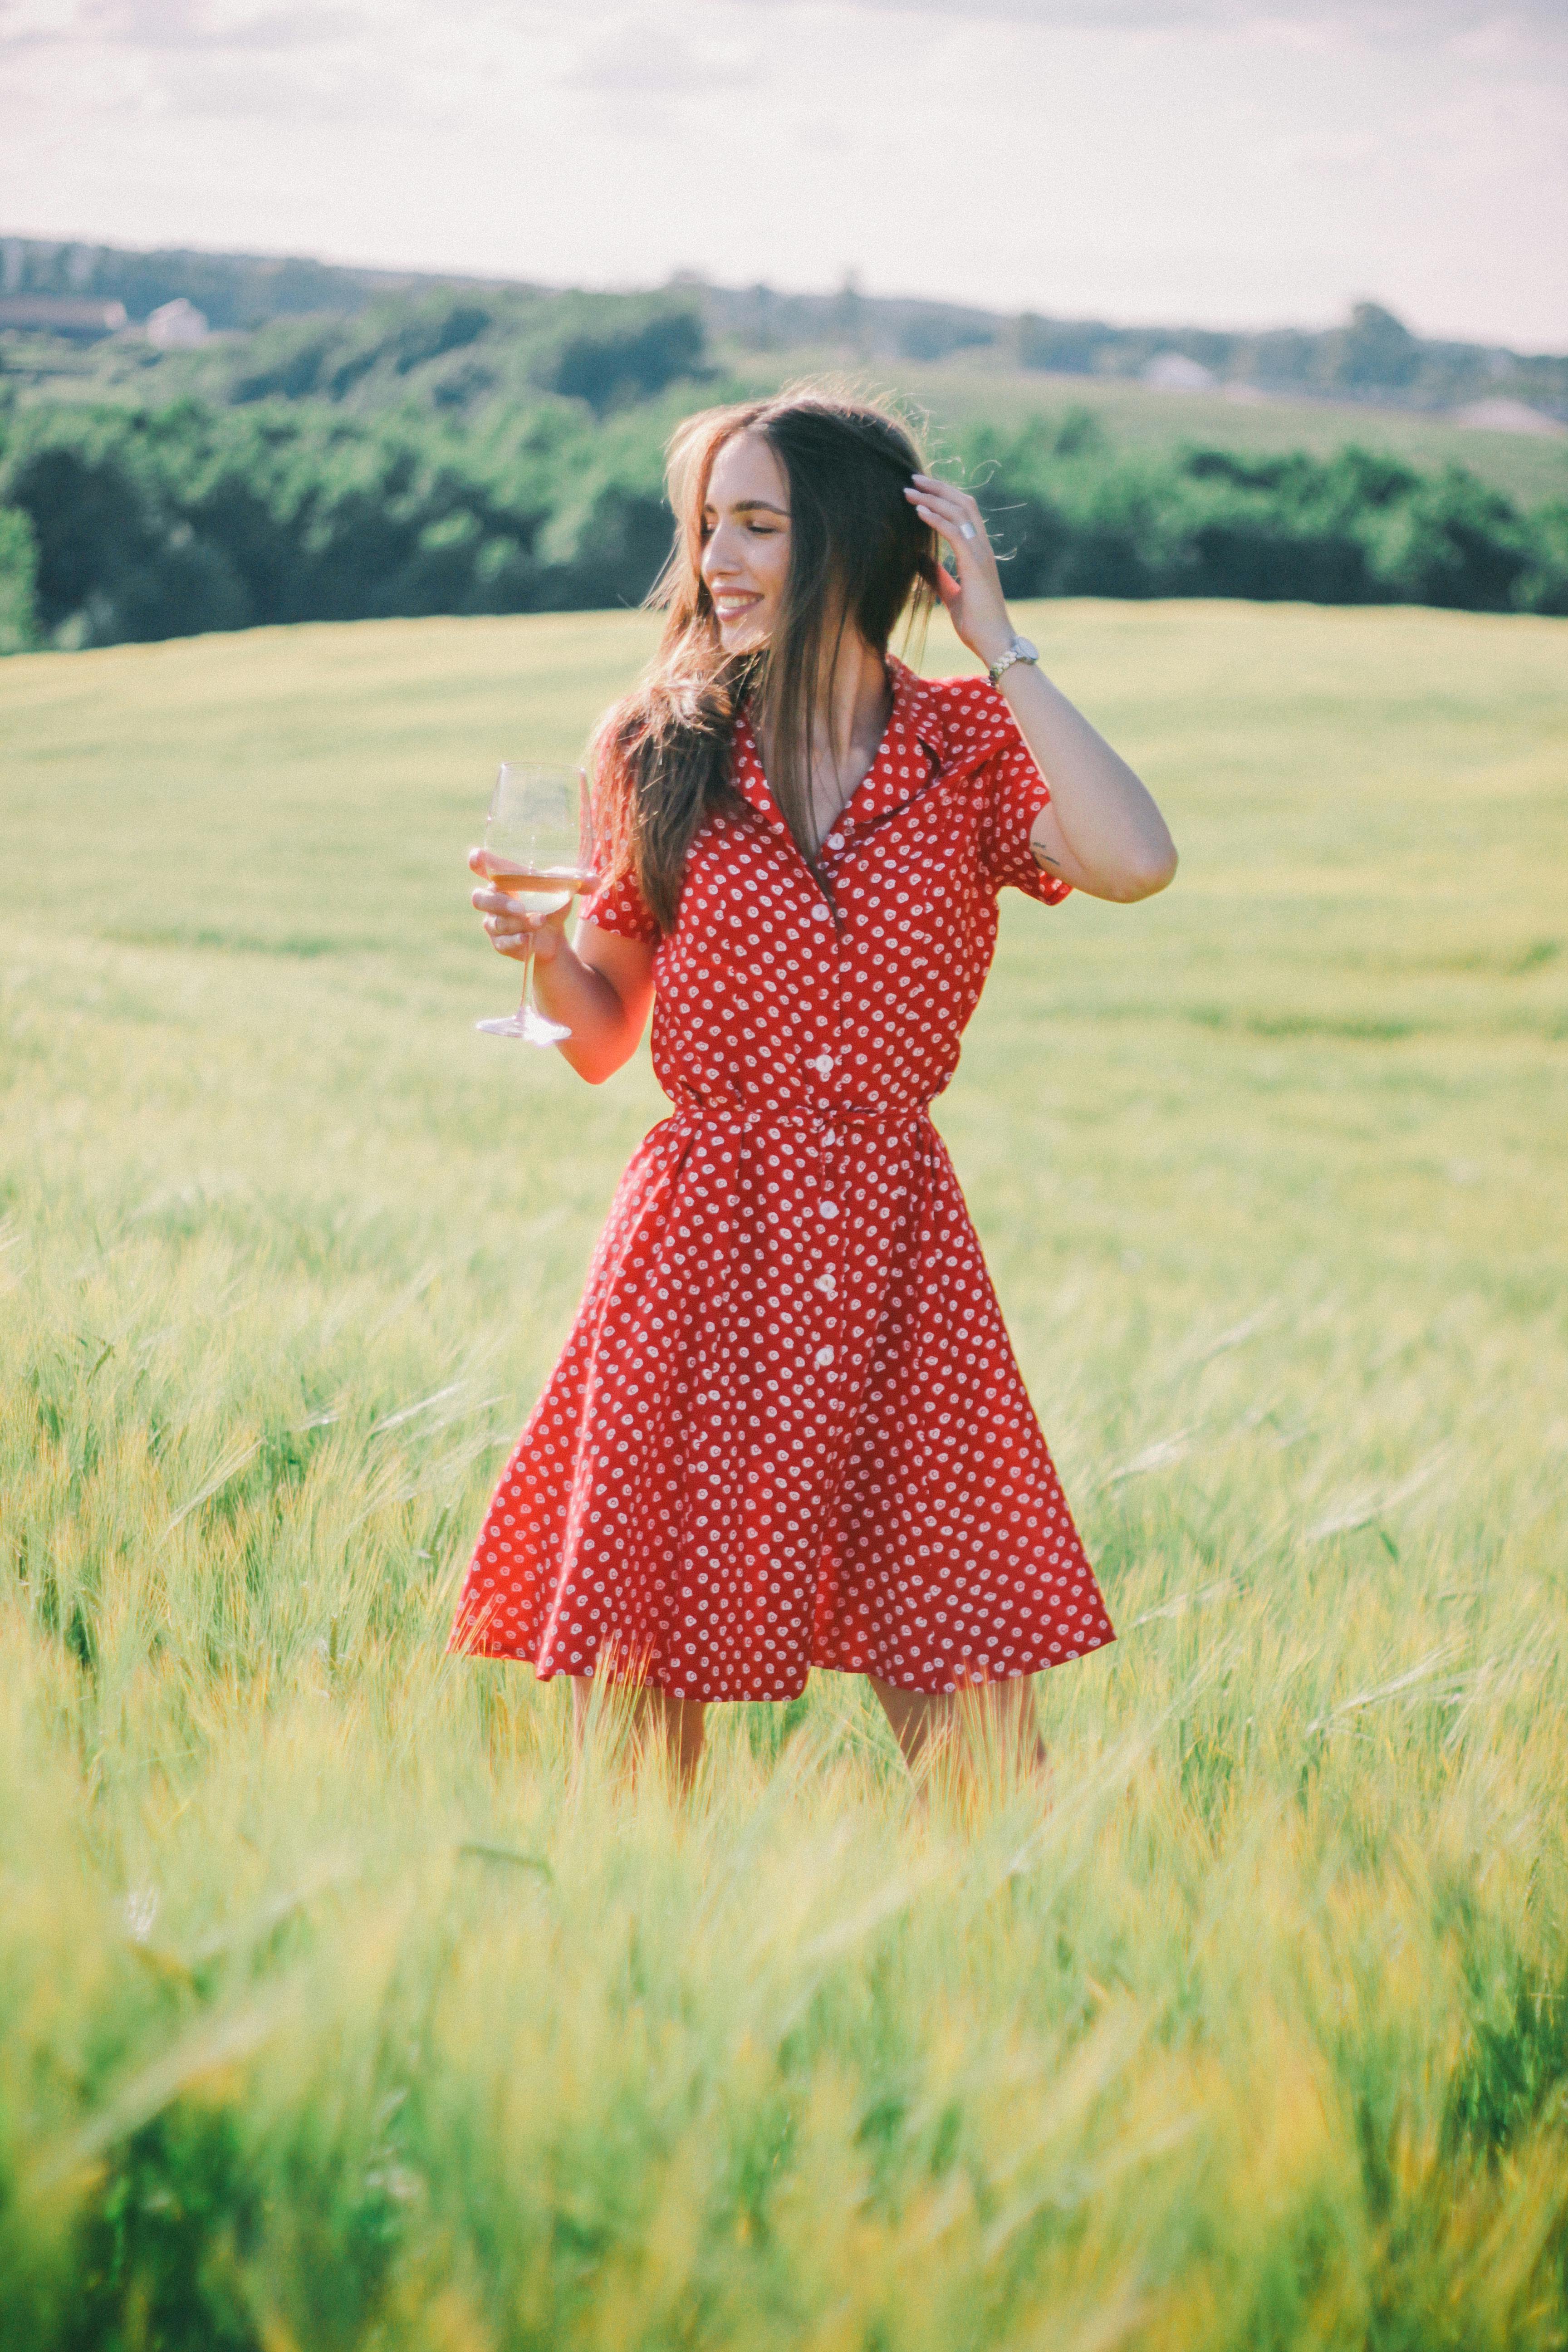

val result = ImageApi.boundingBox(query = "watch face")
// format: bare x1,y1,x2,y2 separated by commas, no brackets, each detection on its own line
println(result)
1014,636,1039,661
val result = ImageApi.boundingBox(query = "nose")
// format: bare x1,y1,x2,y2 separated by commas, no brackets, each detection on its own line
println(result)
702,520,745,583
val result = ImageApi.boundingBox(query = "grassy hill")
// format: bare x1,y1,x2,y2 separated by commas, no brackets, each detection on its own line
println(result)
3,601,1566,2347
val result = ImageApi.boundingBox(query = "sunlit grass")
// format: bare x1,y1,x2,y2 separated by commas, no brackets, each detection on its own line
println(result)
2,599,1566,2347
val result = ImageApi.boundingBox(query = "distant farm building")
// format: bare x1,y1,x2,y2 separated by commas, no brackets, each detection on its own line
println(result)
0,295,127,339
1142,352,1216,392
1451,397,1566,438
145,298,210,348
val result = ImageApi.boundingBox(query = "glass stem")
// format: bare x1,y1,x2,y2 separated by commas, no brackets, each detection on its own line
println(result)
518,933,538,1026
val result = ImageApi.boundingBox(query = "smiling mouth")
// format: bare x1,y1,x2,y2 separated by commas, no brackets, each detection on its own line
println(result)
712,593,762,617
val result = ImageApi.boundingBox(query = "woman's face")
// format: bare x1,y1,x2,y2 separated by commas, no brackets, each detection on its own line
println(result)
699,430,792,652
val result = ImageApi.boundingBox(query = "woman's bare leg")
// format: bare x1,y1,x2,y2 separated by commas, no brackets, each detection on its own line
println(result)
870,1675,1046,1783
570,1676,706,1789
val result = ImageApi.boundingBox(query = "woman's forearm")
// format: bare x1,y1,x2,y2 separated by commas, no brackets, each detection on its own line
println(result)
1000,660,1177,902
472,849,656,1082
531,934,647,1083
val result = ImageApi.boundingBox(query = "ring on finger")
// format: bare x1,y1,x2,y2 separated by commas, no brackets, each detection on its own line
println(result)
959,522,977,541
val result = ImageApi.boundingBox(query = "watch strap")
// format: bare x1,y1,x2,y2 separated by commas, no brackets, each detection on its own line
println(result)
988,639,1039,687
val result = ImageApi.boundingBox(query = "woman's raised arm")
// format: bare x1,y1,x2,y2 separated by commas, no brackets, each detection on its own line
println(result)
905,473,1178,905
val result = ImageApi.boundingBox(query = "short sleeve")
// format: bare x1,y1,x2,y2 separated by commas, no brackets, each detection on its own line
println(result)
978,730,1072,905
580,866,660,944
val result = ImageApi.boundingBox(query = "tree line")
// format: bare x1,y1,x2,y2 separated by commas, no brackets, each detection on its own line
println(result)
1,298,1564,654
973,411,1568,613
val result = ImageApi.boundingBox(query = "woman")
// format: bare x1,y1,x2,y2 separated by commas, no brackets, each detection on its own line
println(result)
450,390,1176,1784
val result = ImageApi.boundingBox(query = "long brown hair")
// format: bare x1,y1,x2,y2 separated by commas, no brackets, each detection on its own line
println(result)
591,388,943,933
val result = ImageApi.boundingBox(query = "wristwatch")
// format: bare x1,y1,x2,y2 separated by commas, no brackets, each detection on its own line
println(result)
987,635,1039,688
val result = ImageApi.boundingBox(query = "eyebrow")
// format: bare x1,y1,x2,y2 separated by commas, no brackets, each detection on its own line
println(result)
705,497,790,518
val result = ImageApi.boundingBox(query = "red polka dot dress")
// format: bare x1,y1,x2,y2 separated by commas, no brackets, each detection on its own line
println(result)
449,659,1115,1700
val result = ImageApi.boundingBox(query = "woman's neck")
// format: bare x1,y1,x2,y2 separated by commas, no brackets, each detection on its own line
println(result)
756,628,892,848
818,631,892,792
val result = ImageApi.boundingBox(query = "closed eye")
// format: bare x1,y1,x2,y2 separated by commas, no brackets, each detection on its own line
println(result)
701,503,789,536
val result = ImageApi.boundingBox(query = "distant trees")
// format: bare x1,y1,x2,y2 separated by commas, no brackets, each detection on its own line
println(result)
546,313,707,414
127,288,711,420
975,434,1568,614
897,314,996,363
0,290,716,646
227,299,495,404
1011,299,1568,417
0,502,37,651
1,285,1565,652
1330,303,1423,392
0,395,687,647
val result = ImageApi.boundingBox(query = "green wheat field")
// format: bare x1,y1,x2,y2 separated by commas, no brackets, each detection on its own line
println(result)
3,598,1566,2351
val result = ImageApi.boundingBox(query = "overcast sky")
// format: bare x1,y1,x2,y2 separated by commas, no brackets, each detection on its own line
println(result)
2,0,1564,346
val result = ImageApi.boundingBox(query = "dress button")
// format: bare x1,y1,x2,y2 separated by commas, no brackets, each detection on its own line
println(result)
818,1200,839,1220
826,833,844,851
810,1052,833,1077
810,905,831,924
814,1346,835,1369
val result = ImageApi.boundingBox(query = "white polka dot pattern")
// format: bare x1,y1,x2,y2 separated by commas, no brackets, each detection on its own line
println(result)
449,661,1114,1699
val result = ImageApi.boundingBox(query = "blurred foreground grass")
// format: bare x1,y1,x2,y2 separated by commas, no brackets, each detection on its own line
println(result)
2,601,1567,2351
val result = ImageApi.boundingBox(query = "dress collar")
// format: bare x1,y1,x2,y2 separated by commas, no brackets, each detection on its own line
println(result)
730,709,778,828
886,655,946,760
731,655,953,840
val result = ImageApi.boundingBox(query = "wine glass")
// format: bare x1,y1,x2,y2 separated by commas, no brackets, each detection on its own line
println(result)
475,763,598,1046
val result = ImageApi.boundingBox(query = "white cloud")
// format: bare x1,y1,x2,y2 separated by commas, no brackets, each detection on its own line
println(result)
732,0,1567,29
564,21,759,92
1,0,362,45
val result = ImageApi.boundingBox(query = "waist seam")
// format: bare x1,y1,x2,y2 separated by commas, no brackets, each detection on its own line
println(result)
667,1098,932,1127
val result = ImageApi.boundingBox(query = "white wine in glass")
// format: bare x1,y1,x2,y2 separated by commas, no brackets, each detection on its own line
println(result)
475,763,598,1045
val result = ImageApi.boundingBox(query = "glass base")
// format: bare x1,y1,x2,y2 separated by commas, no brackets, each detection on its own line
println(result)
475,1007,571,1046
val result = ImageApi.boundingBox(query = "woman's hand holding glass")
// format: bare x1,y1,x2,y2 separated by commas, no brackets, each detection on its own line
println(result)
471,851,575,963
471,761,598,1045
